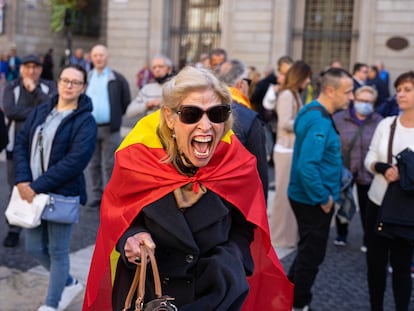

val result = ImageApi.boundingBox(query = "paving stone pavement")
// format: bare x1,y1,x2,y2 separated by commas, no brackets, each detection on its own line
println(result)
279,213,414,311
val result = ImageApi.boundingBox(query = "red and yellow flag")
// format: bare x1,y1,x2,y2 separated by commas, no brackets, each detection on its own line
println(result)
82,110,293,310
229,86,252,109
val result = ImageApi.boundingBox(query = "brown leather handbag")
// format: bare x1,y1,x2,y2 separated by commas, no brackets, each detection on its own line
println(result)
123,245,178,311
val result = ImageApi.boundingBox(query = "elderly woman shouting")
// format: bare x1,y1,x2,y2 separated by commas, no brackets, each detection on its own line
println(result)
83,66,292,311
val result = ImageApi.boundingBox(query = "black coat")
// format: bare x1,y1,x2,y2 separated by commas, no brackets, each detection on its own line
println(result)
113,190,255,311
232,102,268,199
367,77,390,109
250,73,277,120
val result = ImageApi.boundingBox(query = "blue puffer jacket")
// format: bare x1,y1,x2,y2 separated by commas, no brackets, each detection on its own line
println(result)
288,101,342,206
14,94,97,205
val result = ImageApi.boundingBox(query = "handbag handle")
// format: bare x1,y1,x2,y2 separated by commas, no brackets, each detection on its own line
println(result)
123,245,162,311
387,117,397,164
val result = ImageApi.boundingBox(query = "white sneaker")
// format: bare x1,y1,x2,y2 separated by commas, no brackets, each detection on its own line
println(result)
57,279,84,311
38,306,57,311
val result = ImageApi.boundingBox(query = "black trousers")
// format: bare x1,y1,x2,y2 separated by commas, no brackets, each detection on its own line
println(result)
288,199,334,308
366,199,413,311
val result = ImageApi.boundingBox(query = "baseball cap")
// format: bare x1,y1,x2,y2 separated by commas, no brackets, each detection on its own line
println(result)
21,54,42,66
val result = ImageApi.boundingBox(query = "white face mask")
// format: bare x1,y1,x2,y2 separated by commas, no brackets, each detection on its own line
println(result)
354,101,373,116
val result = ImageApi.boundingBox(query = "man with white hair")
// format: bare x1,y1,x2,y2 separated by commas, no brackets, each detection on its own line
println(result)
126,54,174,119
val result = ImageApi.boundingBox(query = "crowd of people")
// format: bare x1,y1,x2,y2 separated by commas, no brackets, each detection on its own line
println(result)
0,44,413,311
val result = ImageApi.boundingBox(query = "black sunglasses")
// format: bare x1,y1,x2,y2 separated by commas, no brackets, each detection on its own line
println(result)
175,105,231,124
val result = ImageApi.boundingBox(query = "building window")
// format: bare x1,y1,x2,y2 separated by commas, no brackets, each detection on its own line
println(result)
49,0,101,36
302,0,354,74
71,0,101,37
170,0,222,69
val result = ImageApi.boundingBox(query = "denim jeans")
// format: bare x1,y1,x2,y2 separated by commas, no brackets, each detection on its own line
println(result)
25,221,74,308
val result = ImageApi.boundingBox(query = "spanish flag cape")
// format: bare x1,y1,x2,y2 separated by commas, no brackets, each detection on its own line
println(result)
229,86,252,109
82,111,293,311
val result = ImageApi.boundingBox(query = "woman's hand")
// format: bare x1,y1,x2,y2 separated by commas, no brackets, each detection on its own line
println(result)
16,182,36,203
384,165,400,183
125,232,156,265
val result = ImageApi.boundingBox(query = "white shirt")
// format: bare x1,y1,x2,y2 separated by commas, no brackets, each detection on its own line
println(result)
262,84,277,110
365,116,414,205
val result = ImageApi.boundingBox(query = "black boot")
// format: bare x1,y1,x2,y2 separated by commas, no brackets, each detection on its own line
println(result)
3,231,19,247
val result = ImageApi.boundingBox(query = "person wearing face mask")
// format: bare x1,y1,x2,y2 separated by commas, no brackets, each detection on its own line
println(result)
332,85,383,251
126,54,174,119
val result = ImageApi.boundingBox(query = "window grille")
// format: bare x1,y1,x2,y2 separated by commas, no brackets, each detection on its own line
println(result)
302,0,355,75
71,0,101,37
170,0,222,69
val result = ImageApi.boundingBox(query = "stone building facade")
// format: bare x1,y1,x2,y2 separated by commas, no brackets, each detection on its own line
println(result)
0,0,412,96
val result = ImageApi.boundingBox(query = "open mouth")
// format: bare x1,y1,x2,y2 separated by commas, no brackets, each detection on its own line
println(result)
192,136,212,157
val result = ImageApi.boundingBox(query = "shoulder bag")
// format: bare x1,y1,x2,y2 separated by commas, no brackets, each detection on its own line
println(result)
5,186,49,228
37,125,80,224
336,165,356,224
123,245,177,311
396,147,414,195
376,117,414,240
41,193,80,224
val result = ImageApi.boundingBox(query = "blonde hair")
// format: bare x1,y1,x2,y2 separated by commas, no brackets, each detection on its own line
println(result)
158,66,233,163
354,85,378,103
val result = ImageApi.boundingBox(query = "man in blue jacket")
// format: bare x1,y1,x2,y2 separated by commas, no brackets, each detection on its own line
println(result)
288,68,354,311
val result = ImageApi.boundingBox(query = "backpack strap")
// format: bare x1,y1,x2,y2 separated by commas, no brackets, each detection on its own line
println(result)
302,105,339,134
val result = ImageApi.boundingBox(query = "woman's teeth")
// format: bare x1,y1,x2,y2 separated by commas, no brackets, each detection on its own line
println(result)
192,136,211,157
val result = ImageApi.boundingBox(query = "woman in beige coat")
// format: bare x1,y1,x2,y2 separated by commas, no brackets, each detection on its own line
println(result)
270,61,312,248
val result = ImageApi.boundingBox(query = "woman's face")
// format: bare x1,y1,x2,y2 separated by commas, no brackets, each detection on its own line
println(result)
396,81,414,111
165,89,226,168
58,68,86,102
277,62,291,85
354,90,375,118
